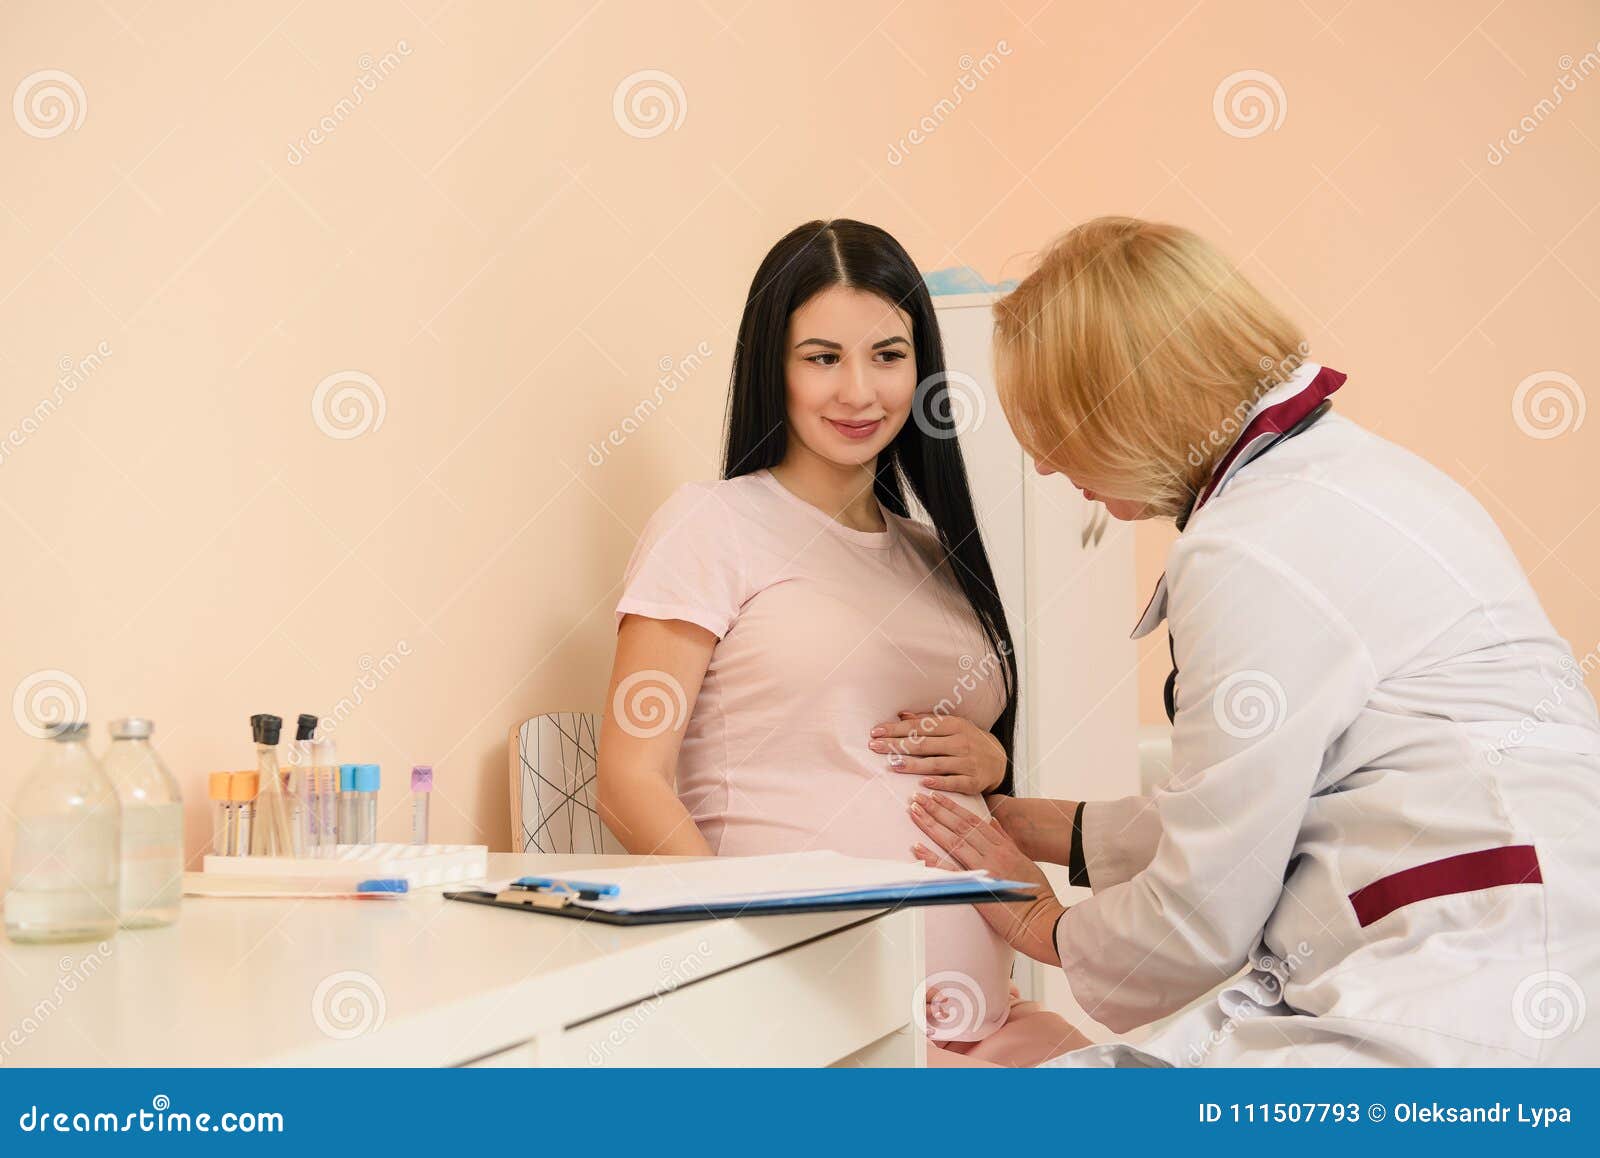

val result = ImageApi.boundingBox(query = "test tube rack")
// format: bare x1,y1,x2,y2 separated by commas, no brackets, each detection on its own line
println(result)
200,843,488,888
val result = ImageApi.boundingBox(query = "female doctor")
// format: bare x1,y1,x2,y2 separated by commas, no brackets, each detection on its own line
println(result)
906,216,1600,1066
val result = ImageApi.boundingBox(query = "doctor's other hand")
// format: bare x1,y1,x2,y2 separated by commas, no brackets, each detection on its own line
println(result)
909,791,1065,966
871,710,1006,795
987,795,1082,867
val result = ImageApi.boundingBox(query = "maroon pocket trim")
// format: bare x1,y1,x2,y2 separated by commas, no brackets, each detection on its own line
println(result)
1348,844,1542,928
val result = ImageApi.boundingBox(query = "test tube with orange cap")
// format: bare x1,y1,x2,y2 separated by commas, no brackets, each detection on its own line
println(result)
209,773,232,856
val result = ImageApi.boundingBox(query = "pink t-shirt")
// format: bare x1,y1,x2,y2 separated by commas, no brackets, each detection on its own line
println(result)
616,469,1012,1040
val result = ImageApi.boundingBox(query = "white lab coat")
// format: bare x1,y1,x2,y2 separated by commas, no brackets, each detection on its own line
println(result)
1046,366,1600,1067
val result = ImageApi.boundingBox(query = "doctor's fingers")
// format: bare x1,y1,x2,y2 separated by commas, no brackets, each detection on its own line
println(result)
907,800,968,861
909,800,996,868
911,841,960,871
911,789,991,836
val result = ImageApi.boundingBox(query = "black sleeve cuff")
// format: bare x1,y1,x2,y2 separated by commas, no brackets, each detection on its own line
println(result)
1067,800,1090,889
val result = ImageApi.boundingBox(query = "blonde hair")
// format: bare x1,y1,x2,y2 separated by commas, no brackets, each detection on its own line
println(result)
993,217,1307,519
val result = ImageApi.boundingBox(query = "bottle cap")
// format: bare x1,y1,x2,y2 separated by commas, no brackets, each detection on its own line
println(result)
411,765,433,792
354,763,381,792
229,771,260,801
208,772,232,800
295,714,318,741
250,714,283,745
46,721,89,741
339,764,358,792
109,717,153,740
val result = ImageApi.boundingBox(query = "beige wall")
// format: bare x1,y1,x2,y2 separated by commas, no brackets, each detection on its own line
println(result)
2,1,1597,865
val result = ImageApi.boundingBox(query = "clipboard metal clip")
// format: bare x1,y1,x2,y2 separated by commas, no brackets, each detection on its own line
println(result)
493,886,573,910
494,875,622,909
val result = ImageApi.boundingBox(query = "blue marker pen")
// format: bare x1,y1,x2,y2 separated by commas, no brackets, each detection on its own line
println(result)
513,876,621,899
356,878,409,894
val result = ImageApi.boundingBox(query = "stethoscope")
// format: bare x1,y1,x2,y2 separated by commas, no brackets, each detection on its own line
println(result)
1130,365,1348,723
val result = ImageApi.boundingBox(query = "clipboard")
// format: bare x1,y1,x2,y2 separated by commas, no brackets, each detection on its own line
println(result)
443,881,1037,925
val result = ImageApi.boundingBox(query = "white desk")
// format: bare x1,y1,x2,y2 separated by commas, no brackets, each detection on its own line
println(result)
0,853,926,1067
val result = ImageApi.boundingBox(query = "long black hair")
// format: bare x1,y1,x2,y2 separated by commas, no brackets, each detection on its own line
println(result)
722,219,1019,793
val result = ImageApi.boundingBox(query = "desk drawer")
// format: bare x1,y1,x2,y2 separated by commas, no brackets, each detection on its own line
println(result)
555,909,921,1067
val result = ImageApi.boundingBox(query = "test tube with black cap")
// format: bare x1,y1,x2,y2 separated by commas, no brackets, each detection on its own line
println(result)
248,714,294,855
293,713,318,855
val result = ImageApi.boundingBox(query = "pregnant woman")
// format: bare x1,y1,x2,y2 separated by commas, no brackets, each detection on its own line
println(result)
597,219,1079,1065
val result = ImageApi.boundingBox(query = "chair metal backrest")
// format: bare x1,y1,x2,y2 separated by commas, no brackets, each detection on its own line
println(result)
508,711,625,854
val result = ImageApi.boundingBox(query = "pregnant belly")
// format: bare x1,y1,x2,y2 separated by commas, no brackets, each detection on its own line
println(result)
707,772,1013,1043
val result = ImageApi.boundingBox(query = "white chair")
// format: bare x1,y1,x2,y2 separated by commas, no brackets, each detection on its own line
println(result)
507,711,625,854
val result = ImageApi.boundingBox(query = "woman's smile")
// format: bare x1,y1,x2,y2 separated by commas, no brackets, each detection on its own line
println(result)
826,417,884,441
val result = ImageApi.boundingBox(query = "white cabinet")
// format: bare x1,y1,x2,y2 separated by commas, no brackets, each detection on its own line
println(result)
931,294,1031,773
934,293,1140,1024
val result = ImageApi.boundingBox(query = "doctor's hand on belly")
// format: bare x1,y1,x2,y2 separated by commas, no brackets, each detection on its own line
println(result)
871,711,1008,795
910,791,1065,967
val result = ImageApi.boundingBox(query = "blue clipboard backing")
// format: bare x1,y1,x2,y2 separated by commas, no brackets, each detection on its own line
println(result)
442,883,1036,925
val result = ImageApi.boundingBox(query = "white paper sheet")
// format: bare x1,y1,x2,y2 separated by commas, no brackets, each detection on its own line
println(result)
490,850,992,912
